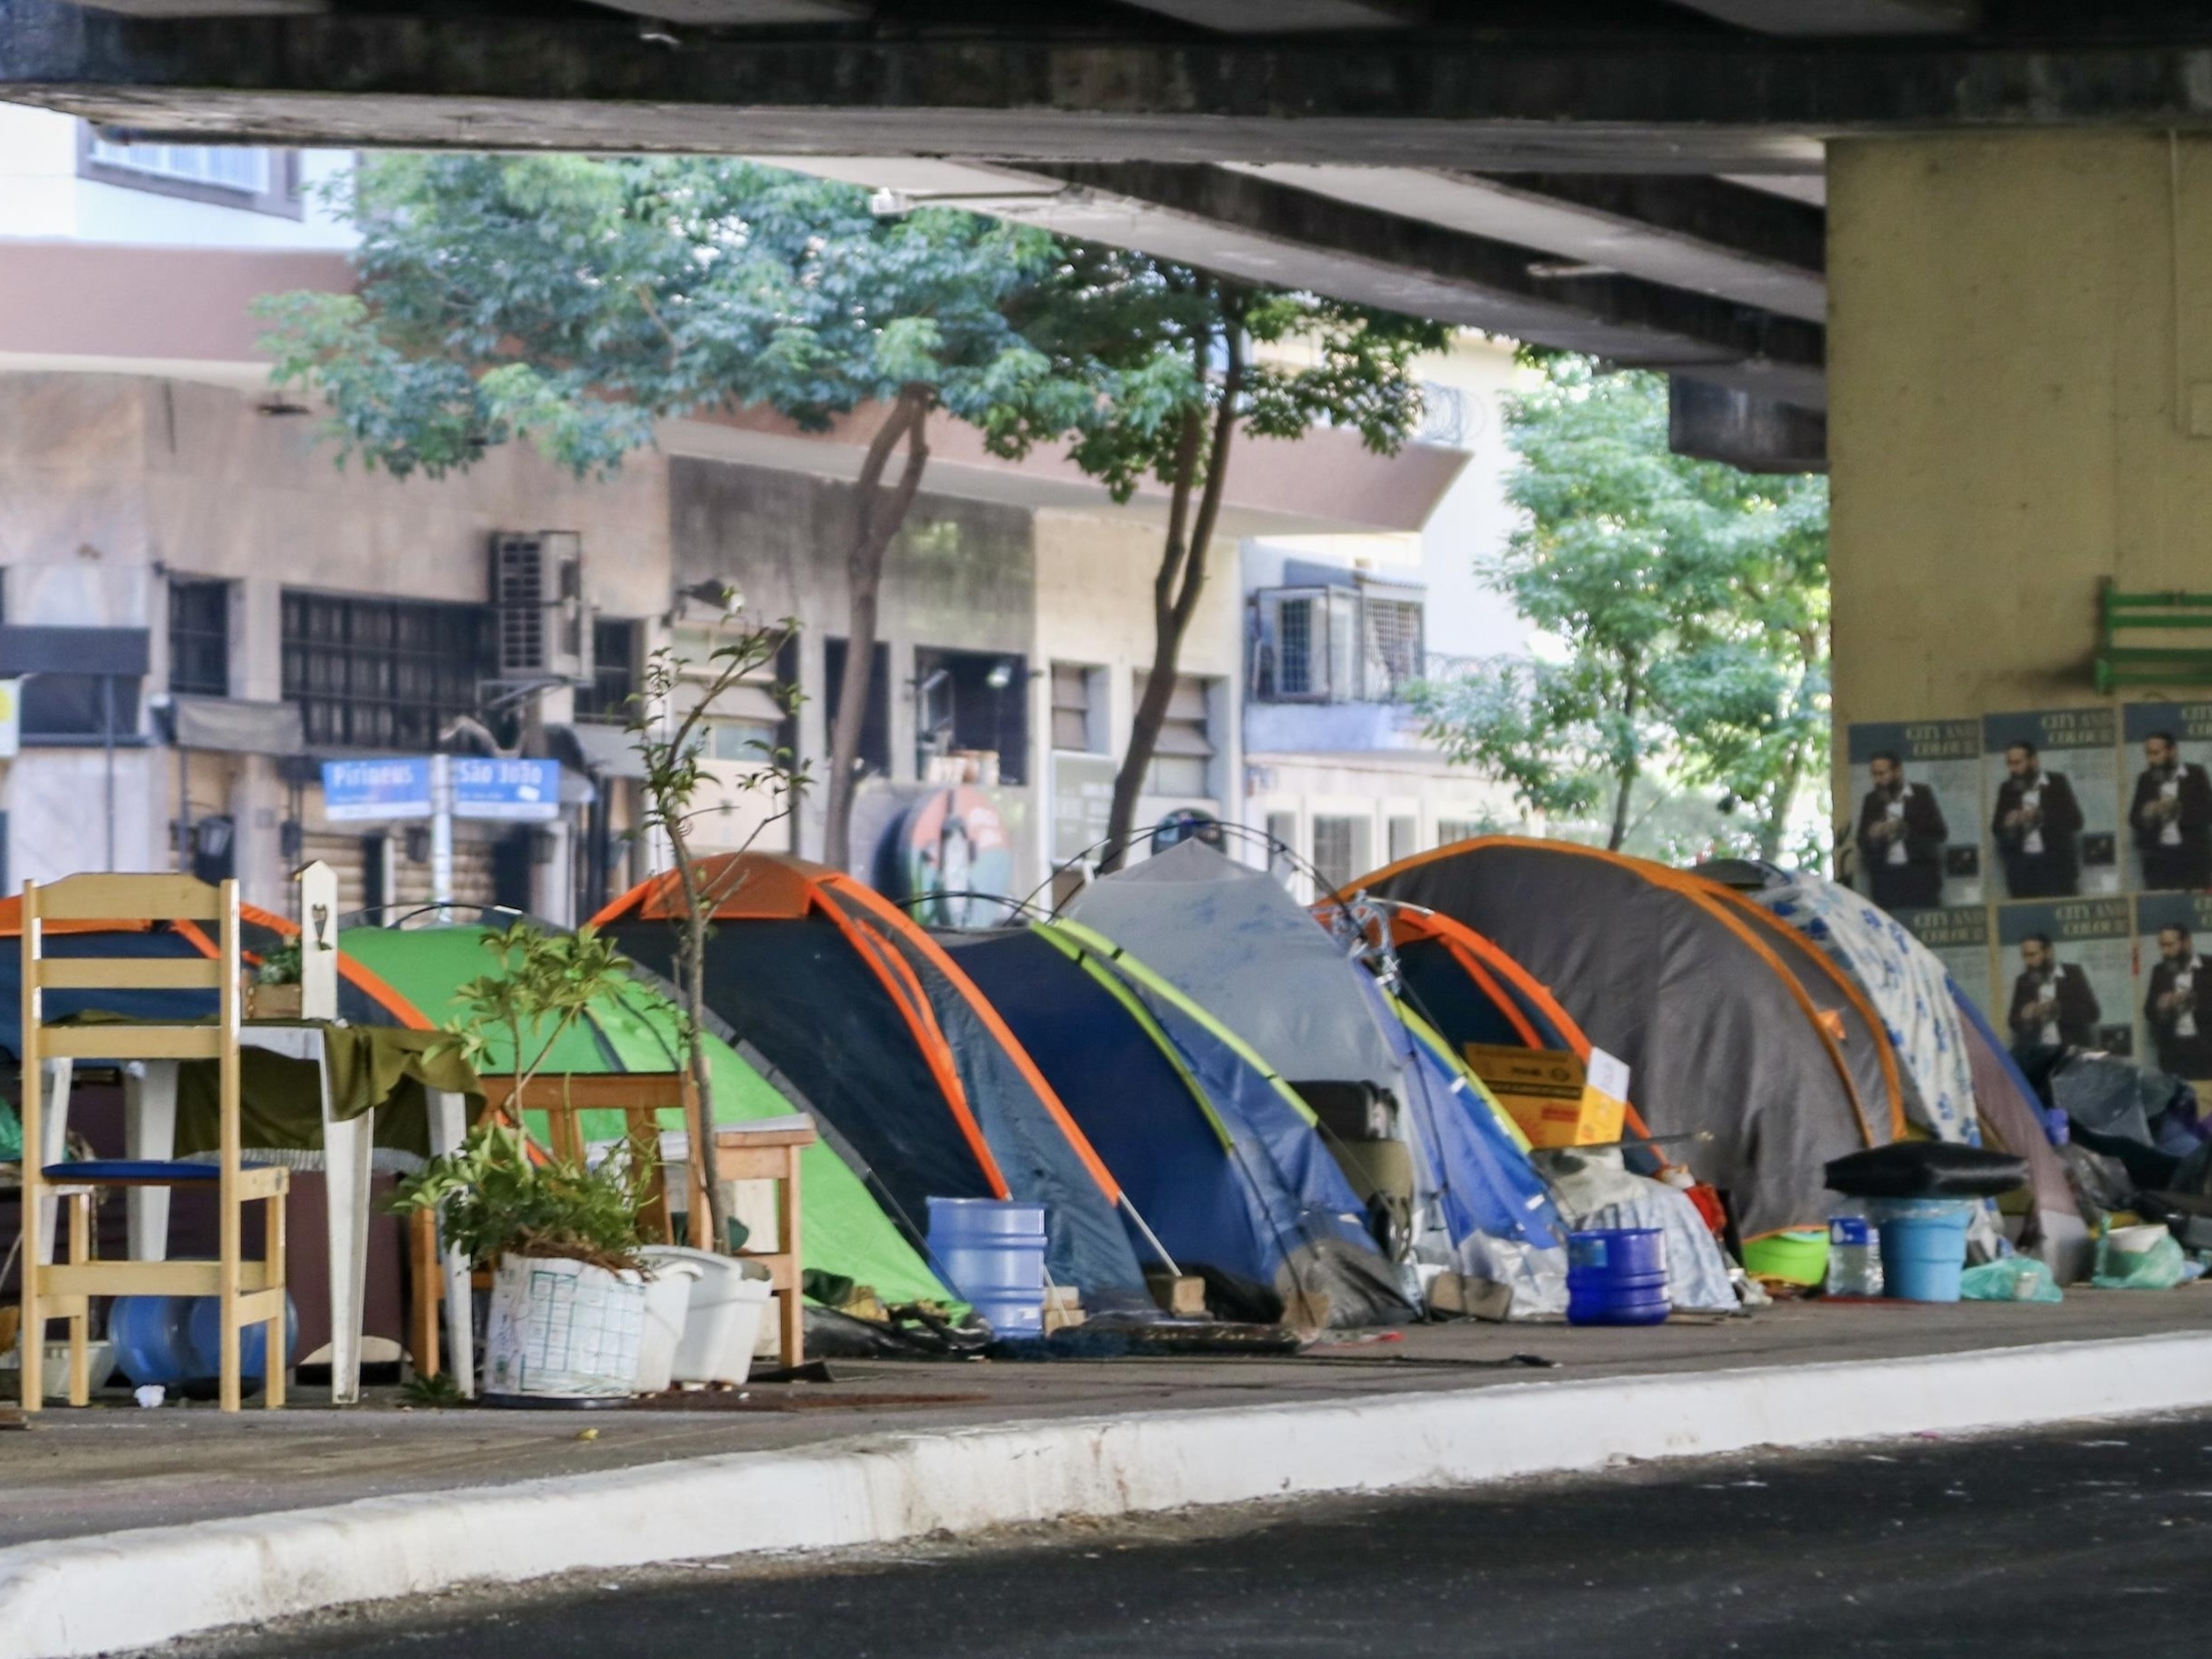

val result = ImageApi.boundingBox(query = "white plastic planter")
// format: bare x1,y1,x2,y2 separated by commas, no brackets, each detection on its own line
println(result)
634,1258,704,1394
483,1254,646,1403
640,1245,773,1385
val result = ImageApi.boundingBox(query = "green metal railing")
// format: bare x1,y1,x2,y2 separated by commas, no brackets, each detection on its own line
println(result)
2095,582,2212,694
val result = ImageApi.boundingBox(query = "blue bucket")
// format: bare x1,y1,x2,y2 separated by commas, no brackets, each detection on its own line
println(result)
112,1292,298,1383
926,1197,1048,1336
1874,1200,1974,1303
1566,1228,1669,1326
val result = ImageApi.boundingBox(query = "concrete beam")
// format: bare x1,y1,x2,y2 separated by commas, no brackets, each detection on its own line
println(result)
1227,166,1826,321
68,1,319,13
1002,163,1826,408
1667,375,1827,473
1110,0,1423,28
1667,0,1975,33
19,11,2212,165
587,1,867,21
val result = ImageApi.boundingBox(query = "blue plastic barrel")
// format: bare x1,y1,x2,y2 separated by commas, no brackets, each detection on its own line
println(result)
186,1293,297,1379
926,1197,1048,1336
1873,1199,1974,1303
1566,1228,1669,1326
112,1293,297,1384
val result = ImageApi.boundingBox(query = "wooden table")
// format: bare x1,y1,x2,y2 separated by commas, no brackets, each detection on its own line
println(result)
714,1121,816,1371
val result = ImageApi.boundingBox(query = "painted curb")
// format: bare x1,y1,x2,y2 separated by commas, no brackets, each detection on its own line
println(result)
4,1331,2211,1658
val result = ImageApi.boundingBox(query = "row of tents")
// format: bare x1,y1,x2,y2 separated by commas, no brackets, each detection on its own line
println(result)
0,835,2091,1329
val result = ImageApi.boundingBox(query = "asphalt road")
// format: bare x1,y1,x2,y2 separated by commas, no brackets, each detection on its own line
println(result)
192,1414,2212,1659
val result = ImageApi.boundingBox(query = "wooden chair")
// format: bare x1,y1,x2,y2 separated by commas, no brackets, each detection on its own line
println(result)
17,874,287,1413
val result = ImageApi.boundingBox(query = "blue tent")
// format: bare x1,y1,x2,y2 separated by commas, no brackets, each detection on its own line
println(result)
946,921,1412,1327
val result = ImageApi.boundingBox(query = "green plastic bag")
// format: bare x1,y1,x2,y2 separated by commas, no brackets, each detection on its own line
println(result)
2091,1228,2188,1291
0,1095,20,1163
1961,1255,2063,1303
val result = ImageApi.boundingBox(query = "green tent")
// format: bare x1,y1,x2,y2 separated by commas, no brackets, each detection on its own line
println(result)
338,924,950,1307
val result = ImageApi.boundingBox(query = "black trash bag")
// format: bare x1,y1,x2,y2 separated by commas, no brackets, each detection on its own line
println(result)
1825,1142,2029,1199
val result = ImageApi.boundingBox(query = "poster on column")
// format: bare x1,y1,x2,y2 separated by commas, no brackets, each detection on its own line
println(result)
2133,892,2212,1081
1844,719,1984,912
2119,702,2212,893
1900,904,1998,1029
1995,896,2136,1058
1982,707,2121,902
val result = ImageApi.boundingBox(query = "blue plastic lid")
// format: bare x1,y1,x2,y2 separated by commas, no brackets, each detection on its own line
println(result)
1829,1216,1875,1245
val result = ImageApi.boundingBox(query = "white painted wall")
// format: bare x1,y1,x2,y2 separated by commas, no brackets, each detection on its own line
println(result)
0,102,355,250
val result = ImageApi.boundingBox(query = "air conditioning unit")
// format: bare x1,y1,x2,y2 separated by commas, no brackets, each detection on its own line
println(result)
490,531,593,683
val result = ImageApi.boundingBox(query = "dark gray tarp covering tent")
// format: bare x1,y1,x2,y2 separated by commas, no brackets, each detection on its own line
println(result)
1362,838,1907,1239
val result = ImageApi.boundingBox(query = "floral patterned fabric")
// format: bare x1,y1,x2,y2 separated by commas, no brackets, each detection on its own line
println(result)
1752,874,1980,1145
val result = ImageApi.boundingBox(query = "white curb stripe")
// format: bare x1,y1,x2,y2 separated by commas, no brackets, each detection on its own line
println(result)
4,1332,2210,1659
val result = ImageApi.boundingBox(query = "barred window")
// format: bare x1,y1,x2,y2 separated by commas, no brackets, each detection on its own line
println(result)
282,590,492,751
168,578,230,698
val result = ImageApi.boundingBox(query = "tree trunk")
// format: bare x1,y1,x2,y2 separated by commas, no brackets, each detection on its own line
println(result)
1101,326,1242,874
1606,669,1641,853
1762,729,1807,862
821,384,935,870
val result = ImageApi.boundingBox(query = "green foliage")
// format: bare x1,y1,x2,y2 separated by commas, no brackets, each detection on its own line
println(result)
400,1370,466,1407
254,940,303,986
443,920,633,1116
257,154,1058,481
391,1121,656,1274
1413,356,1828,858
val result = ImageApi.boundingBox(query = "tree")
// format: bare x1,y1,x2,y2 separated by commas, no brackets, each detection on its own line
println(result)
257,154,1056,867
1413,356,1828,859
988,249,1449,869
626,627,805,1258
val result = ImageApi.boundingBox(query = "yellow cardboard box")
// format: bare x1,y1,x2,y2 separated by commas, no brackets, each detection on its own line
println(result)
1462,1043,1628,1148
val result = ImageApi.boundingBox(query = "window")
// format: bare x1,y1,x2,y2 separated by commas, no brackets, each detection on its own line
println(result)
1310,815,1370,897
282,590,492,750
167,578,230,698
706,718,778,763
1276,596,1316,697
22,675,140,744
1361,592,1425,699
823,638,892,779
79,126,302,218
1050,662,1103,754
1386,815,1418,864
573,617,638,725
1436,819,1478,849
1139,673,1216,798
916,647,1029,785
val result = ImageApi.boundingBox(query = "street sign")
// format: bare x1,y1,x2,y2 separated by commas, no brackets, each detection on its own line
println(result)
321,757,433,822
451,756,560,823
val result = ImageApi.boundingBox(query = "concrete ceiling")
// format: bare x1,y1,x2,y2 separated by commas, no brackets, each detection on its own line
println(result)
29,3,2212,471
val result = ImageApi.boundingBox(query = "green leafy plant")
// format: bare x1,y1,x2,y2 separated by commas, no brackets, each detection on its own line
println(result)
391,1122,656,1274
254,941,303,986
442,921,633,1121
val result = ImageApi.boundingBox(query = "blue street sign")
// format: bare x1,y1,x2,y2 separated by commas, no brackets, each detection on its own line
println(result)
451,756,560,823
321,757,433,823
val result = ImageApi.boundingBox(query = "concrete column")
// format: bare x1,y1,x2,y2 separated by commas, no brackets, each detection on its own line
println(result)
1827,131,2212,781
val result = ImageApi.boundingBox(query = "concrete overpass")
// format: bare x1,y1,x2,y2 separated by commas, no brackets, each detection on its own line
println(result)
8,2,2212,764
8,3,2212,475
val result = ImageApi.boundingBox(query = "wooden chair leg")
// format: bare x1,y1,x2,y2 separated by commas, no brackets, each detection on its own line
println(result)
408,1205,441,1379
65,1194,90,1407
264,1193,286,1410
218,1193,241,1415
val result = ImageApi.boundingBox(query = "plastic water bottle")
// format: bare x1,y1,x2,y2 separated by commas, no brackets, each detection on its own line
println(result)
1827,1216,1884,1297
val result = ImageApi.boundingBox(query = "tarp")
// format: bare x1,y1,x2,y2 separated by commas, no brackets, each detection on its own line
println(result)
1359,837,1908,1239
1705,861,1979,1144
947,922,1408,1326
339,921,952,1308
596,853,1154,1312
1949,984,2092,1282
1065,843,1564,1297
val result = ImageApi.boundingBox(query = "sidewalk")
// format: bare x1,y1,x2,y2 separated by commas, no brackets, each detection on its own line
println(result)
2,1291,2209,1659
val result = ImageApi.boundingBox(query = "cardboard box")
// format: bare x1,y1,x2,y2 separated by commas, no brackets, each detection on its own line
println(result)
1462,1043,1629,1148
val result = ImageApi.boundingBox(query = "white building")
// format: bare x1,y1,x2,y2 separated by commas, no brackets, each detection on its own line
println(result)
1242,334,1533,897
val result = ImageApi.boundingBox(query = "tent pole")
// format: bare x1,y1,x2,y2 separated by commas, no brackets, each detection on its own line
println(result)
1120,1194,1182,1280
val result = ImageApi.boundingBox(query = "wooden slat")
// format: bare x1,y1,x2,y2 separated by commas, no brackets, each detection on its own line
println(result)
30,873,225,922
235,1166,288,1199
231,1287,287,1324
35,1025,224,1059
736,1254,799,1293
39,1259,275,1296
35,957,223,990
479,1072,689,1113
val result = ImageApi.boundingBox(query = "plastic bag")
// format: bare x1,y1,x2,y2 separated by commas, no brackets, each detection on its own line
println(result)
0,1096,18,1162
1960,1256,2063,1303
2091,1227,2189,1290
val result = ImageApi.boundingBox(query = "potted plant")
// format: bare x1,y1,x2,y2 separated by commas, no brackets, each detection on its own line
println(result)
394,1122,658,1404
245,940,303,1021
393,922,658,1404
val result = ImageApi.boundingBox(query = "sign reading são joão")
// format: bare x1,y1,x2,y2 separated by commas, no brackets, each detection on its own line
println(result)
321,756,560,825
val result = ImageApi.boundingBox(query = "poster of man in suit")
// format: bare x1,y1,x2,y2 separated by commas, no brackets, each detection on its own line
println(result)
1997,897,2135,1057
1846,720,1981,911
1901,904,1997,1031
2135,892,2212,1080
2122,702,2212,892
1984,709,2120,901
